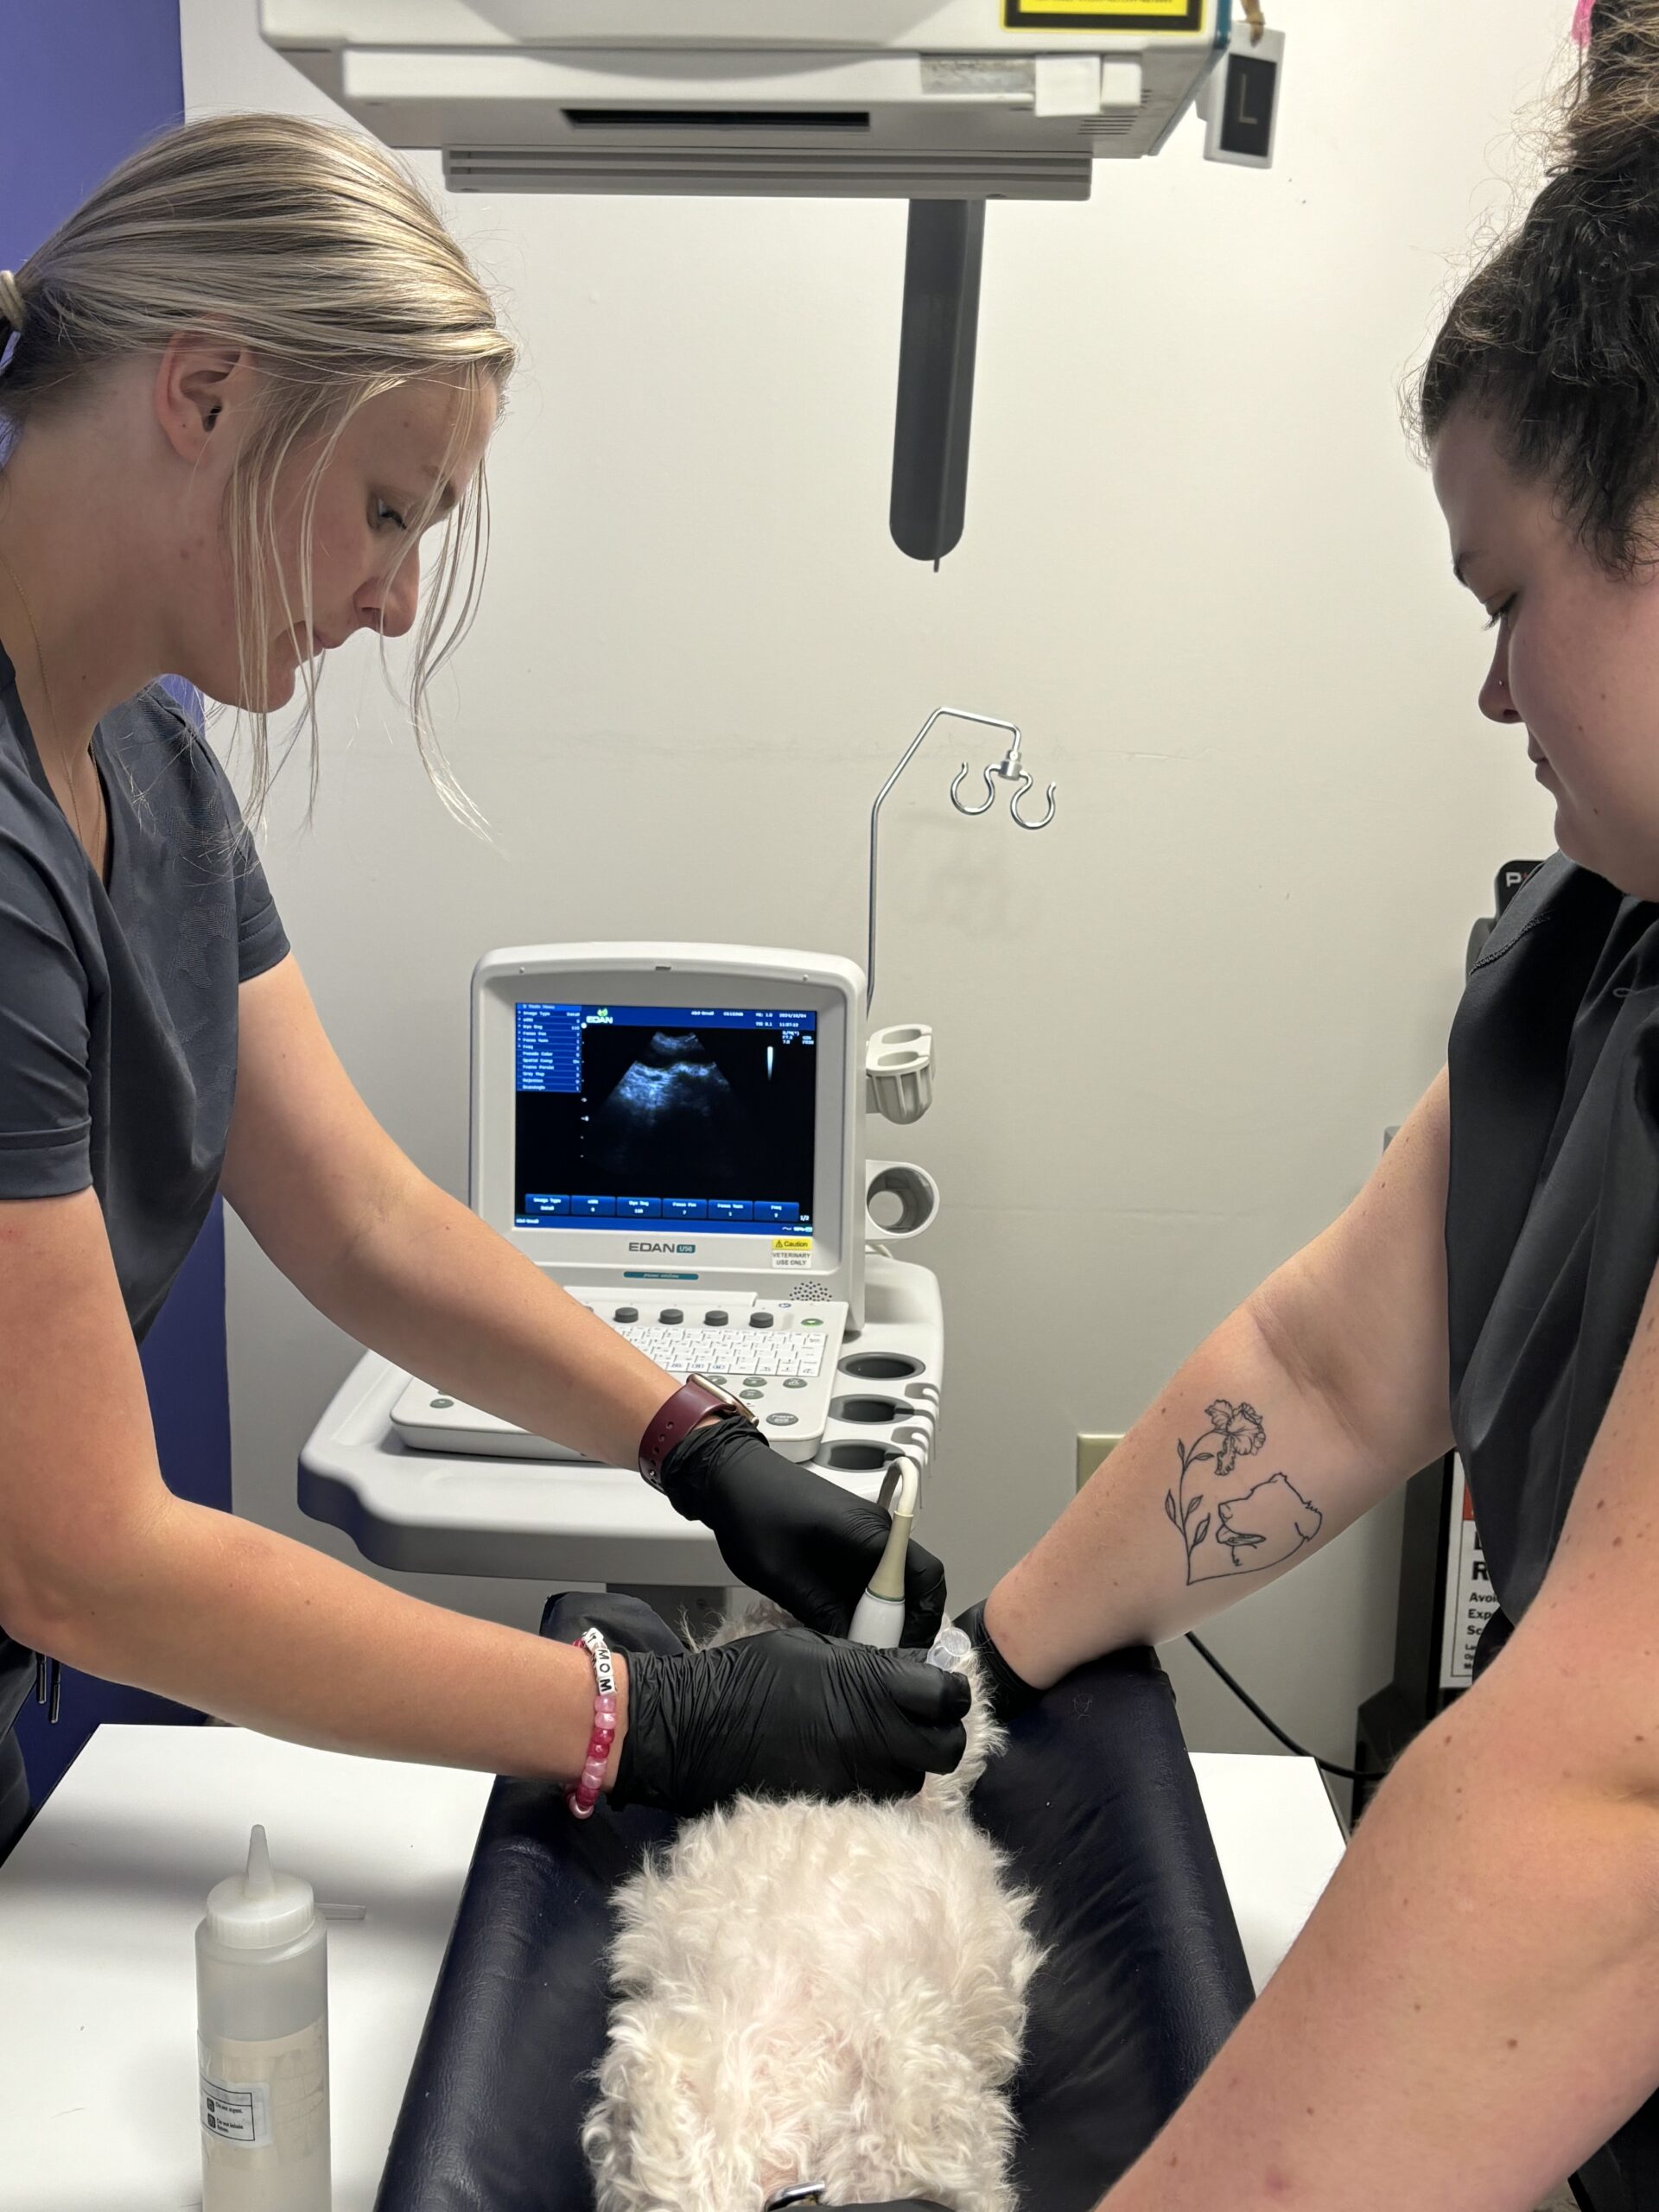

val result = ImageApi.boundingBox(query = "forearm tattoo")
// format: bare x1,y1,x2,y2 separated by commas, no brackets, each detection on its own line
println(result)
1164,1399,1323,1585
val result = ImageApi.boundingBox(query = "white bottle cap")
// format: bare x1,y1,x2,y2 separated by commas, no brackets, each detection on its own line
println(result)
206,1825,316,1950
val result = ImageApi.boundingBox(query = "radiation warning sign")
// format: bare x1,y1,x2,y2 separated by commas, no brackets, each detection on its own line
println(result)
1003,0,1208,30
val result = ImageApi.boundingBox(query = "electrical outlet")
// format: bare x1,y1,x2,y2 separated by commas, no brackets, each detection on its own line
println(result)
1076,1433,1123,1491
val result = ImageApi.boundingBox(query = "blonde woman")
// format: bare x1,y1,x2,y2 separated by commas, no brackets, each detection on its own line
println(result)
0,113,966,1855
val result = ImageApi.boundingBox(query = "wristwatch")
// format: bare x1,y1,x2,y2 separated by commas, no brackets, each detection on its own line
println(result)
638,1373,760,1491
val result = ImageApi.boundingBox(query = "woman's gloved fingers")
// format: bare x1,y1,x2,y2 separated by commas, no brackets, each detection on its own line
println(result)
899,1535,947,1649
837,1648,969,1789
918,1719,968,1776
880,1649,970,1732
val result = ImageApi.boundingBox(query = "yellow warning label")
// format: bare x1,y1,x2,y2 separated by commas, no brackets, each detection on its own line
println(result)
772,1237,812,1254
1003,0,1207,29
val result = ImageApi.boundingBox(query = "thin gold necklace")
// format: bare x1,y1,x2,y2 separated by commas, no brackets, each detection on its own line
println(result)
0,540,106,872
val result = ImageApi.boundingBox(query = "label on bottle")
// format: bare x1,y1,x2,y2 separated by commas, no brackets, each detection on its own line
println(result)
200,2069,272,2148
199,2018,327,2163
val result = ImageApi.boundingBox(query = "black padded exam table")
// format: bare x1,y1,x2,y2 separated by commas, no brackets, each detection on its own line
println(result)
375,1592,1257,2212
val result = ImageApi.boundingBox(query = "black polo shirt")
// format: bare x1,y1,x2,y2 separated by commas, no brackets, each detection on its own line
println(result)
1446,849,1659,2205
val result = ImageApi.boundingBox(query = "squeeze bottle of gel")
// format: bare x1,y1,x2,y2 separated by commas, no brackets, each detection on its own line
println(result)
195,1824,331,2211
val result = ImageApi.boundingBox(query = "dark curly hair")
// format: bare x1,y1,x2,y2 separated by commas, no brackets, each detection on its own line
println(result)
1417,0,1659,569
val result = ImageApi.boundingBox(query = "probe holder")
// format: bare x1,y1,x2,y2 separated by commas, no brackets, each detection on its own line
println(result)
866,1024,933,1126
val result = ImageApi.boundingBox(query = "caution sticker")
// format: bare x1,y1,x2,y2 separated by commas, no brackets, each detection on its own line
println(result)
1003,0,1208,29
1439,1459,1498,1690
772,1237,813,1269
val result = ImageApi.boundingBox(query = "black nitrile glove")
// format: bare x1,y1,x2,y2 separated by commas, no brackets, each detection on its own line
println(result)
609,1624,970,1819
660,1415,947,1647
956,1598,1043,1726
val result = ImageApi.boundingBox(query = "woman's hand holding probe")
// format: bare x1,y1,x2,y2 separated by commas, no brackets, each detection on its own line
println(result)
658,1415,948,1646
607,1625,970,1819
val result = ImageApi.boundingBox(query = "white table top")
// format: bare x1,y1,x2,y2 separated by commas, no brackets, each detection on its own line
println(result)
0,1730,493,2212
0,1726,1344,2209
1189,1751,1346,1996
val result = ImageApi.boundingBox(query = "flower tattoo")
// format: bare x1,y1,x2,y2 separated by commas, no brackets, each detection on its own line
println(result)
1203,1399,1266,1480
1165,1399,1322,1584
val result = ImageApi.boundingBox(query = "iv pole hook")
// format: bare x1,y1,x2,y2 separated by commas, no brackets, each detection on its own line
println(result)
867,706,1058,1015
949,730,1058,832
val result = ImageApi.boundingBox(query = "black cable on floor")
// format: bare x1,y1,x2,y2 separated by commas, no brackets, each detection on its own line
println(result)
1185,1631,1387,1785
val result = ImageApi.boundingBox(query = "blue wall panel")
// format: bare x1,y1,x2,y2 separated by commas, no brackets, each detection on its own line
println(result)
13,1209,229,1799
2,0,230,1805
0,0,187,252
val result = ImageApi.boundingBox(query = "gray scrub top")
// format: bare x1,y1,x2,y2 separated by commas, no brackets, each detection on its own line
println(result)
0,632,288,1743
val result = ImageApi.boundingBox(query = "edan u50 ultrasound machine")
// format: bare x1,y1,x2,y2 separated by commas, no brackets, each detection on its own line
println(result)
298,938,947,1605
391,944,868,1465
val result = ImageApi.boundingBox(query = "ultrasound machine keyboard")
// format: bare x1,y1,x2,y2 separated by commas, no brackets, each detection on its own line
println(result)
619,1323,825,1378
389,1294,849,1465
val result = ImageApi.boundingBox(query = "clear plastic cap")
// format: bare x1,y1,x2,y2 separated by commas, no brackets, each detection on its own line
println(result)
925,1623,971,1672
206,1825,316,1950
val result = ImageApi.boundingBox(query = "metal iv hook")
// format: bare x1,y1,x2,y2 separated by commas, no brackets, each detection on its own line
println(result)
866,706,1058,1014
949,732,1058,832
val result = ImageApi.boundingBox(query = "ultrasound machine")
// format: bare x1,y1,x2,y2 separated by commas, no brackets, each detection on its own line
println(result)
390,944,868,1466
298,941,943,1602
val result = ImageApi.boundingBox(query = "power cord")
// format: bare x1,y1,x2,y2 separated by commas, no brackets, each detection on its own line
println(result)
1184,1632,1387,1786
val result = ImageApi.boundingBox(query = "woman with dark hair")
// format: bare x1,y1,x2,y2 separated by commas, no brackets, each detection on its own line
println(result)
954,7,1659,2202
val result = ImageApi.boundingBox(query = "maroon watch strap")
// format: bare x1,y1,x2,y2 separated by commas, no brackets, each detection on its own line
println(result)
638,1375,757,1491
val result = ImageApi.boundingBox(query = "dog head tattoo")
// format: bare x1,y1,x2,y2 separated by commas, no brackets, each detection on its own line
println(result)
1165,1402,1323,1584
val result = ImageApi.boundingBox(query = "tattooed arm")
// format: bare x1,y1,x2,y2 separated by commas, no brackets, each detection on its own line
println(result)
985,1069,1452,1687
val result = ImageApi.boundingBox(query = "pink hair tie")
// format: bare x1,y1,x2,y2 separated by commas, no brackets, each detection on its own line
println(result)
565,1626,619,1820
1573,0,1595,47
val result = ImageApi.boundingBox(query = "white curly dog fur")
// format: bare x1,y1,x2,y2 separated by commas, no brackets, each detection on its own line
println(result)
582,1619,1043,2212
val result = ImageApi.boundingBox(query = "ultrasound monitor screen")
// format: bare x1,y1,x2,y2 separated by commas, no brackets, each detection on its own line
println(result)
513,1002,817,1234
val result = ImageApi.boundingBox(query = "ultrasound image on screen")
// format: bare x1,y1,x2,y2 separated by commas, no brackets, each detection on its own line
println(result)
592,1026,761,1188
514,1007,817,1232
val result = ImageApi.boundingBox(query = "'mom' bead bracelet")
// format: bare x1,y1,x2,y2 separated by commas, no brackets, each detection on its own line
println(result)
566,1625,619,1820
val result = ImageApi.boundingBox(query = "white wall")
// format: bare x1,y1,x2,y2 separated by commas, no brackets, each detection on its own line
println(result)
181,0,1564,1783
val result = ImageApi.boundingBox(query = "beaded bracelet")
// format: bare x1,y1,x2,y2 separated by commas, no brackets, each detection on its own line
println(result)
565,1625,619,1820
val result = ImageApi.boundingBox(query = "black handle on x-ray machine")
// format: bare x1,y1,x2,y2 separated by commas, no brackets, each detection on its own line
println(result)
890,199,985,565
